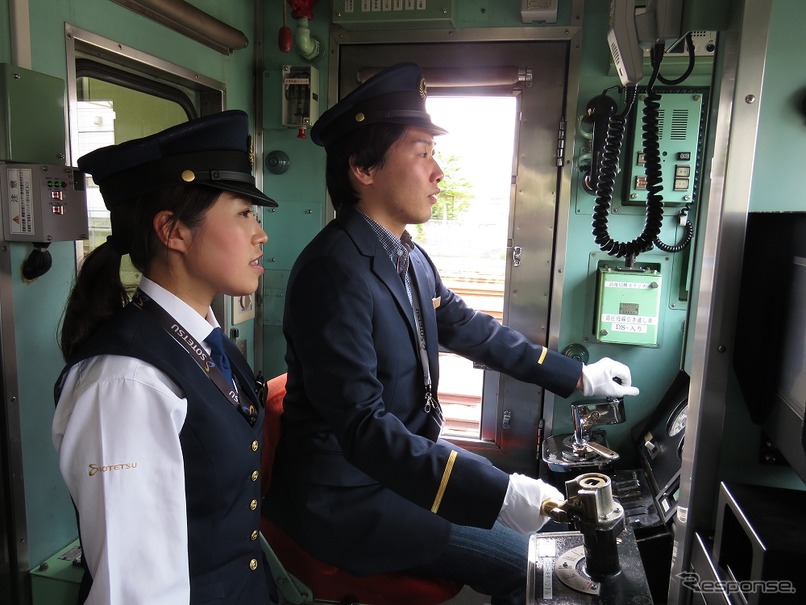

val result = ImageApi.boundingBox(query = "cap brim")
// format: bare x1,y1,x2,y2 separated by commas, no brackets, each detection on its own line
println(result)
206,181,278,207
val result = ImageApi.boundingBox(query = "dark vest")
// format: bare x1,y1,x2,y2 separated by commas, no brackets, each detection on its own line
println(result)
55,301,274,605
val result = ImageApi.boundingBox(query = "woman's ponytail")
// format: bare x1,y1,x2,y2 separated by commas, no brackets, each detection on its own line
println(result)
59,241,128,360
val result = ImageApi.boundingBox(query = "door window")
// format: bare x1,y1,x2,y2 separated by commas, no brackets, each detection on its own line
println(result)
421,95,518,438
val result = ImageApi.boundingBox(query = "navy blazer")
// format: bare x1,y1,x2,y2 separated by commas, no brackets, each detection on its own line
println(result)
266,206,581,574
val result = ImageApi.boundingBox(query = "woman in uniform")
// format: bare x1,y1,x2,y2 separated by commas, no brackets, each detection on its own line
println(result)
53,110,278,605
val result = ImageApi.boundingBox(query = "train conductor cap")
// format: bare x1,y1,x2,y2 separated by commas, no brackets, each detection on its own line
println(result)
77,110,277,208
310,62,448,149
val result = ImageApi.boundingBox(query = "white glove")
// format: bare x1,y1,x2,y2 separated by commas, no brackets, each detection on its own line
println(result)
496,473,564,534
581,357,639,398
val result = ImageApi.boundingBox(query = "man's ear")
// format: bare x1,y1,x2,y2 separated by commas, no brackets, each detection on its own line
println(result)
349,156,374,185
153,210,191,253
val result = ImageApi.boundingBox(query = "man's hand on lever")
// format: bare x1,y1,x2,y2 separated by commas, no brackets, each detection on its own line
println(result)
579,357,640,398
497,473,564,533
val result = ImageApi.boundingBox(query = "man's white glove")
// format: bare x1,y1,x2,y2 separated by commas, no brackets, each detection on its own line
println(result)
581,357,639,398
497,473,564,534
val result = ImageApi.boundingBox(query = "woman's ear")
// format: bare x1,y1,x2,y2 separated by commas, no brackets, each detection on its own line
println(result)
153,210,191,253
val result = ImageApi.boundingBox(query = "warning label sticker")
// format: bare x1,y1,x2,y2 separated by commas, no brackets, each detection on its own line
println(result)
6,168,34,235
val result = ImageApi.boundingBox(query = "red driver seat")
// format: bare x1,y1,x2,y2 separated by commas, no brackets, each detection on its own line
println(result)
260,373,463,605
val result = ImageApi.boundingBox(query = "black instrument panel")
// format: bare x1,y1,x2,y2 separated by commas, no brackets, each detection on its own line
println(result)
635,370,690,524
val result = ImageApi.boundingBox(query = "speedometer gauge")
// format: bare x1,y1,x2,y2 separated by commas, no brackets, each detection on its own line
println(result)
668,404,687,437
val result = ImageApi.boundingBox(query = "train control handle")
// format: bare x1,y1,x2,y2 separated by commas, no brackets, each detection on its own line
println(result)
570,399,624,462
539,473,626,579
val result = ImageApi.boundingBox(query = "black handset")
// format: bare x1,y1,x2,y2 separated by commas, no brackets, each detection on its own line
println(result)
583,94,618,195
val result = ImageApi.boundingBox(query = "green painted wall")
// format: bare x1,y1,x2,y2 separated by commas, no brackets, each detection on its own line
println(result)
0,0,9,62
749,0,806,212
259,8,331,380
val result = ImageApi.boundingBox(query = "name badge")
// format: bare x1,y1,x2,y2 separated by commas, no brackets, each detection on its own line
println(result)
432,296,441,309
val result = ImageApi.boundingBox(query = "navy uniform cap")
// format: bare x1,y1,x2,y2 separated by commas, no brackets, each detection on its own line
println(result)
310,62,448,149
77,110,277,208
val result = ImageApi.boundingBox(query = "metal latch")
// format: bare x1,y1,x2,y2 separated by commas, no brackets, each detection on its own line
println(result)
512,245,522,267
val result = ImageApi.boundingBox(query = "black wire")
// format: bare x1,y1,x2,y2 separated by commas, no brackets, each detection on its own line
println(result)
654,207,694,253
618,84,639,120
590,110,663,259
590,45,666,260
648,39,696,254
658,33,696,86
648,42,665,90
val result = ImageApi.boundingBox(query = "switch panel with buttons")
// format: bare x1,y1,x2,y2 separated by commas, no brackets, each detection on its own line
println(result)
624,89,707,207
1,163,88,242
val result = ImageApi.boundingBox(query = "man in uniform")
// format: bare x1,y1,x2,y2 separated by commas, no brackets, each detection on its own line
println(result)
266,63,638,604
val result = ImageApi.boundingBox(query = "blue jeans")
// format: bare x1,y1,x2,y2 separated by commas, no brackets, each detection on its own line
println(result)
407,521,530,605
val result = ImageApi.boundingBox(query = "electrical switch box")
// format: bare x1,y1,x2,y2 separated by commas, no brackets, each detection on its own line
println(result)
595,266,662,346
1,162,88,242
333,0,455,30
521,0,559,23
281,65,319,134
0,63,66,164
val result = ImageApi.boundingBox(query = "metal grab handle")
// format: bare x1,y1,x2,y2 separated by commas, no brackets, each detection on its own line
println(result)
579,440,619,460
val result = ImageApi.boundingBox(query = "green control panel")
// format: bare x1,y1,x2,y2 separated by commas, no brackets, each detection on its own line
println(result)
625,90,706,206
595,266,662,346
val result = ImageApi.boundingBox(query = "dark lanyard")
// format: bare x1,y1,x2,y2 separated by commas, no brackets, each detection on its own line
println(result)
407,268,443,427
132,290,258,426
